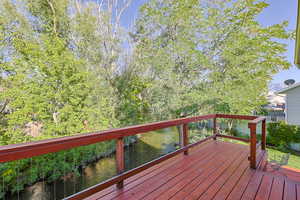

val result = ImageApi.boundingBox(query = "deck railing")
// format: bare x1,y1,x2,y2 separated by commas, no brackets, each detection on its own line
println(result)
0,113,266,199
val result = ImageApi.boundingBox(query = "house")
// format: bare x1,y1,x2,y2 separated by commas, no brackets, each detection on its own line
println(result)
262,91,285,122
277,82,300,125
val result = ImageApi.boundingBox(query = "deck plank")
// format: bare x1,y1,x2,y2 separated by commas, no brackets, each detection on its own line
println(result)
254,174,273,200
84,141,299,200
284,179,297,200
87,140,213,200
144,142,241,200
109,141,236,200
99,140,219,200
296,184,300,200
170,145,246,200
226,151,266,200
240,172,263,200
185,147,248,200
141,142,234,200
213,149,265,200
268,176,284,200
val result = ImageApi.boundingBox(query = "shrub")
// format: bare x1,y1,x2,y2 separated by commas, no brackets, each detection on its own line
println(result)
267,122,300,147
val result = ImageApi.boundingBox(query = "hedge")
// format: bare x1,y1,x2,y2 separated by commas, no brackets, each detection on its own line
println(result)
267,122,300,147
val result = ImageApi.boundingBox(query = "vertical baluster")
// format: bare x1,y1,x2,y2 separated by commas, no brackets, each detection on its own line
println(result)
30,158,33,200
63,151,66,198
1,162,4,200
53,158,56,200
249,123,257,169
42,157,45,195
2,169,4,200
17,160,20,200
73,150,76,195
116,137,124,189
213,117,217,140
183,123,189,155
261,119,266,150
178,125,183,148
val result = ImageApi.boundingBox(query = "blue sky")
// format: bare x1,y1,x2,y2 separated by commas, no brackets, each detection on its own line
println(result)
121,0,300,84
257,0,300,84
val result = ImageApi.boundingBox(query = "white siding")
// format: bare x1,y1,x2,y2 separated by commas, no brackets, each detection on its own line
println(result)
286,86,300,125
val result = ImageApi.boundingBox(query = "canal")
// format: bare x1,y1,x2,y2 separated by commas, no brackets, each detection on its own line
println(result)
10,119,259,200
11,127,181,200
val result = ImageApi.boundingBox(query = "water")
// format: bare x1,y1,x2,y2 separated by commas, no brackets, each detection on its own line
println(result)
8,119,261,200
10,127,180,200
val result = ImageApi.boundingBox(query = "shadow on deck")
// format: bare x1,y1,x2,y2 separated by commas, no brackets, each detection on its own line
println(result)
86,140,300,200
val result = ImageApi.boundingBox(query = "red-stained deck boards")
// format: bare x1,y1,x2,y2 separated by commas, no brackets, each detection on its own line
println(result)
86,141,299,200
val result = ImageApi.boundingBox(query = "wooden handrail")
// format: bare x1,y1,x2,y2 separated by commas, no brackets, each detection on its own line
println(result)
216,114,257,120
216,134,250,143
248,116,266,125
0,113,267,199
0,114,216,163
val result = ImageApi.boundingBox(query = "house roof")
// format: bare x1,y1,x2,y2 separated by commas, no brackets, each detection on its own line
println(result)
277,82,300,94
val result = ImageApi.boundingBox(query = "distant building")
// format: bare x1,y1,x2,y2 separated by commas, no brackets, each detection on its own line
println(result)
266,91,285,108
277,82,300,126
263,91,285,122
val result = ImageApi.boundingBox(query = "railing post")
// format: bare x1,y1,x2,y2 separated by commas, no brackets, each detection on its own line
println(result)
261,119,266,150
183,123,189,155
213,117,217,140
248,124,257,169
116,137,125,189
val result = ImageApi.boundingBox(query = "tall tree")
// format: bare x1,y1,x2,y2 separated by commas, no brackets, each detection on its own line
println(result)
132,0,292,118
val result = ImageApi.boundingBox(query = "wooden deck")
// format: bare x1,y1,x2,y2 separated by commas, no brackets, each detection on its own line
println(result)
86,140,300,200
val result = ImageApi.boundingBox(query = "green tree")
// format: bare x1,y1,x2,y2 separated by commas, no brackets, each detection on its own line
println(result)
133,0,292,118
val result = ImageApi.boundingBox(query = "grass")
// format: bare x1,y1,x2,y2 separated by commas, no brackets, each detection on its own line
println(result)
267,147,300,170
220,138,300,170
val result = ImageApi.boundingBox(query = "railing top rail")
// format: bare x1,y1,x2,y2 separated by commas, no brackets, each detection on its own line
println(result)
0,114,216,163
0,113,266,163
216,114,257,120
248,116,266,127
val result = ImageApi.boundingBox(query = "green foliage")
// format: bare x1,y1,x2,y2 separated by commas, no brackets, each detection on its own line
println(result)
267,122,300,147
3,35,90,143
114,73,151,125
0,0,295,197
0,0,124,196
0,141,115,197
133,0,292,117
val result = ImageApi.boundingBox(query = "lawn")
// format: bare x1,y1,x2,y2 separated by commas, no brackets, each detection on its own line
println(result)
221,138,300,170
267,147,300,170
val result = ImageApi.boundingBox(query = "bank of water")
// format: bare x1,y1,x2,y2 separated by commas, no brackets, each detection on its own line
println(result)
11,127,180,200
10,120,269,200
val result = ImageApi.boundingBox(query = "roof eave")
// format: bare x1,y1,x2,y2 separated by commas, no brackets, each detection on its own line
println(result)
276,82,300,94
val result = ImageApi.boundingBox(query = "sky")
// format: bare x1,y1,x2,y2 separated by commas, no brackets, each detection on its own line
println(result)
257,0,300,84
121,0,300,85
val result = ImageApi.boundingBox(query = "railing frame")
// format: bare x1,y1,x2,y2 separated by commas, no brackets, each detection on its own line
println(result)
248,116,267,169
0,113,266,199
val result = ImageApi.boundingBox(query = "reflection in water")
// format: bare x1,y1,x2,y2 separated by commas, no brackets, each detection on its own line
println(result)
11,127,179,200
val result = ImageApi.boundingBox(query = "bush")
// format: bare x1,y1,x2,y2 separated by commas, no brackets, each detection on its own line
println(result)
267,122,300,147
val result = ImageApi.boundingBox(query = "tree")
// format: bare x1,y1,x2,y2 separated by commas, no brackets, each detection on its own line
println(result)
132,0,292,119
0,0,133,195
0,0,136,143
